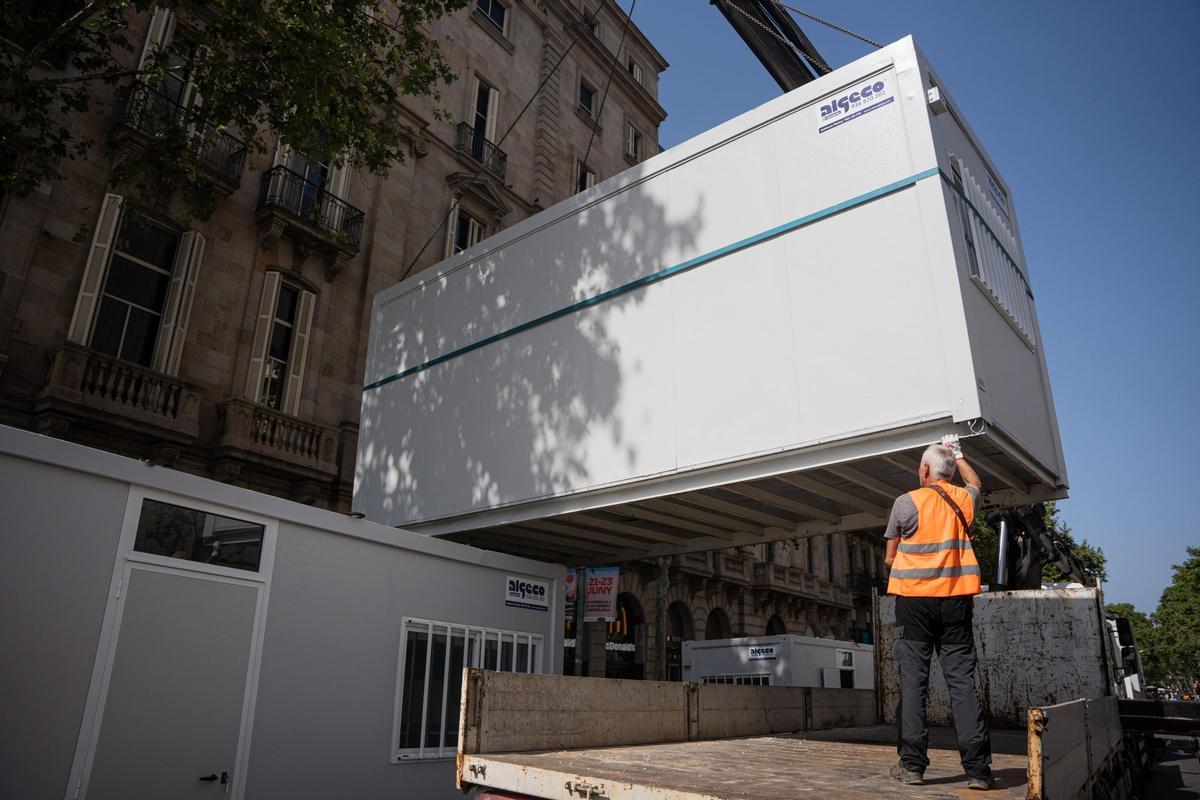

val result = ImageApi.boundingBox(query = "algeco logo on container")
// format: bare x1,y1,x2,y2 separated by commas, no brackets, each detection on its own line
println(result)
747,645,778,661
505,575,549,611
816,76,894,134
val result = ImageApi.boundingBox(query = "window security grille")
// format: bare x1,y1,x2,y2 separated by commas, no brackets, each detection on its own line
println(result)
701,674,771,686
395,619,542,759
951,160,1038,346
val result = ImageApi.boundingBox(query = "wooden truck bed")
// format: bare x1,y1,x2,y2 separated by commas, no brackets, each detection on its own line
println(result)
458,671,1132,800
466,725,1030,799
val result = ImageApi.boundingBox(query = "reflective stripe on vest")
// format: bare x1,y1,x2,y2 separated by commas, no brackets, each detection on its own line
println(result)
887,481,981,597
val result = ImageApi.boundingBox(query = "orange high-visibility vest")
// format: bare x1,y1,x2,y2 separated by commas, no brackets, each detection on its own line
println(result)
887,481,982,597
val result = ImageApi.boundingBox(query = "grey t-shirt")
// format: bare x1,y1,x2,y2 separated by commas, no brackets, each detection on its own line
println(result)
883,484,980,539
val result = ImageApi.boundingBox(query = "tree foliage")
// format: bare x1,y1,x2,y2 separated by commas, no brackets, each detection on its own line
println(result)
1,0,467,215
1152,547,1200,686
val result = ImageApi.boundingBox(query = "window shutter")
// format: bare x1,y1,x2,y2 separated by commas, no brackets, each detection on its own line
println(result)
445,201,460,258
152,231,205,375
485,87,500,142
67,193,124,344
282,290,315,417
245,271,281,401
138,8,175,71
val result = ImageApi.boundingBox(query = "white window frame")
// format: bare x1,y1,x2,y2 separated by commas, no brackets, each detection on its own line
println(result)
575,158,597,193
467,74,501,143
578,78,597,118
68,194,205,376
245,270,316,417
624,121,643,161
628,59,642,84
474,0,509,35
392,617,543,761
445,201,488,257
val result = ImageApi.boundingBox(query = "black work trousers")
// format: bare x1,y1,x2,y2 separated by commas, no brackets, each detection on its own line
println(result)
893,595,991,778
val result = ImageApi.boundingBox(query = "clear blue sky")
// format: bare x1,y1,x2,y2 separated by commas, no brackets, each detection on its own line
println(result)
627,1,1200,614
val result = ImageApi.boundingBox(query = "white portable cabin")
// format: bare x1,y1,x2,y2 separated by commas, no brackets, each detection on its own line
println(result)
357,36,1067,562
683,635,874,690
0,426,562,800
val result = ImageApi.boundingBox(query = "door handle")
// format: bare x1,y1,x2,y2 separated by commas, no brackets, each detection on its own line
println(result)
198,774,218,782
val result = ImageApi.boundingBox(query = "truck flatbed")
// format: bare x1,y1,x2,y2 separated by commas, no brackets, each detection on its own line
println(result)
465,725,1029,799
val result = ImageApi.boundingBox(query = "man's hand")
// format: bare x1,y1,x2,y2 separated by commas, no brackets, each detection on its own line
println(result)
941,434,982,491
940,434,964,460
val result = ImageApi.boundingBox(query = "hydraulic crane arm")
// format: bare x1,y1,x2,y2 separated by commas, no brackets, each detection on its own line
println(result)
711,0,830,92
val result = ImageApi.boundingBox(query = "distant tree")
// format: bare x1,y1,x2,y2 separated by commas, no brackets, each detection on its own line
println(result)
0,0,466,217
1104,602,1163,685
1152,547,1200,687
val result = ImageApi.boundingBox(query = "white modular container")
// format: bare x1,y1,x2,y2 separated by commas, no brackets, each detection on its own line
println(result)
683,635,874,690
356,36,1067,560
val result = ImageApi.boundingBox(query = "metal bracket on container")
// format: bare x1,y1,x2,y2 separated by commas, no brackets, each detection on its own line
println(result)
564,780,610,799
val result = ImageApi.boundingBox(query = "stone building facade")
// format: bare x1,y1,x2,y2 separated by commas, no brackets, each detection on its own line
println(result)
570,531,887,681
0,0,886,677
0,0,667,510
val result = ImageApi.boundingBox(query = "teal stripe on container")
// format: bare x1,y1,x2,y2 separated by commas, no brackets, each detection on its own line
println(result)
364,166,941,393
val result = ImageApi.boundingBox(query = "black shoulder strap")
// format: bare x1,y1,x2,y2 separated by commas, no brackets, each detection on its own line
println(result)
928,484,970,535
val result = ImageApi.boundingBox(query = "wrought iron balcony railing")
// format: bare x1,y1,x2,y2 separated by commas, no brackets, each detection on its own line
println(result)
118,81,247,187
455,122,507,179
258,165,365,249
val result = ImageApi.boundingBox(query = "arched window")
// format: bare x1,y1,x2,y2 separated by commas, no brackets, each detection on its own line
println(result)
704,607,731,640
766,614,787,636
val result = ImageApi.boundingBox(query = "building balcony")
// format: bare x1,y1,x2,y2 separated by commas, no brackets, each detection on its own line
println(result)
455,122,507,180
712,551,750,585
216,398,339,478
670,552,713,591
34,343,201,442
257,165,365,279
114,81,247,196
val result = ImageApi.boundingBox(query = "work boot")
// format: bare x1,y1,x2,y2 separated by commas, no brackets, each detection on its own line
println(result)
889,761,924,785
966,772,996,791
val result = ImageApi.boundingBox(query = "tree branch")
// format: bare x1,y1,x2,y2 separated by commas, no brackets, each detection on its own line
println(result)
6,0,132,89
1,66,155,97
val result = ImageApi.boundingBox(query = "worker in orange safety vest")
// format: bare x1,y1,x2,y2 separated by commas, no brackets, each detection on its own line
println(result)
884,436,994,791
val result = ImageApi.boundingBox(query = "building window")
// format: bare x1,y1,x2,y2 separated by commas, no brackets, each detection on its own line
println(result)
584,15,601,39
624,122,643,161
575,160,596,193
260,284,299,410
578,80,596,117
89,212,179,367
246,271,316,417
806,537,814,574
627,59,642,83
395,618,542,759
134,498,264,572
475,0,506,32
472,76,500,143
449,203,487,255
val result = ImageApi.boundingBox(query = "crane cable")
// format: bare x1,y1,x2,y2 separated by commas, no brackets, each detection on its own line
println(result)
714,0,883,77
771,1,884,50
581,0,638,178
400,2,609,280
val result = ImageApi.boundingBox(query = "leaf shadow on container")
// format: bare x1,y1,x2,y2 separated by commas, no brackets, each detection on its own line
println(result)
355,179,704,549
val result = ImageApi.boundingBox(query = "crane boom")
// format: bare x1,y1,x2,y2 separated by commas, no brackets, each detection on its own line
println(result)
711,0,830,92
